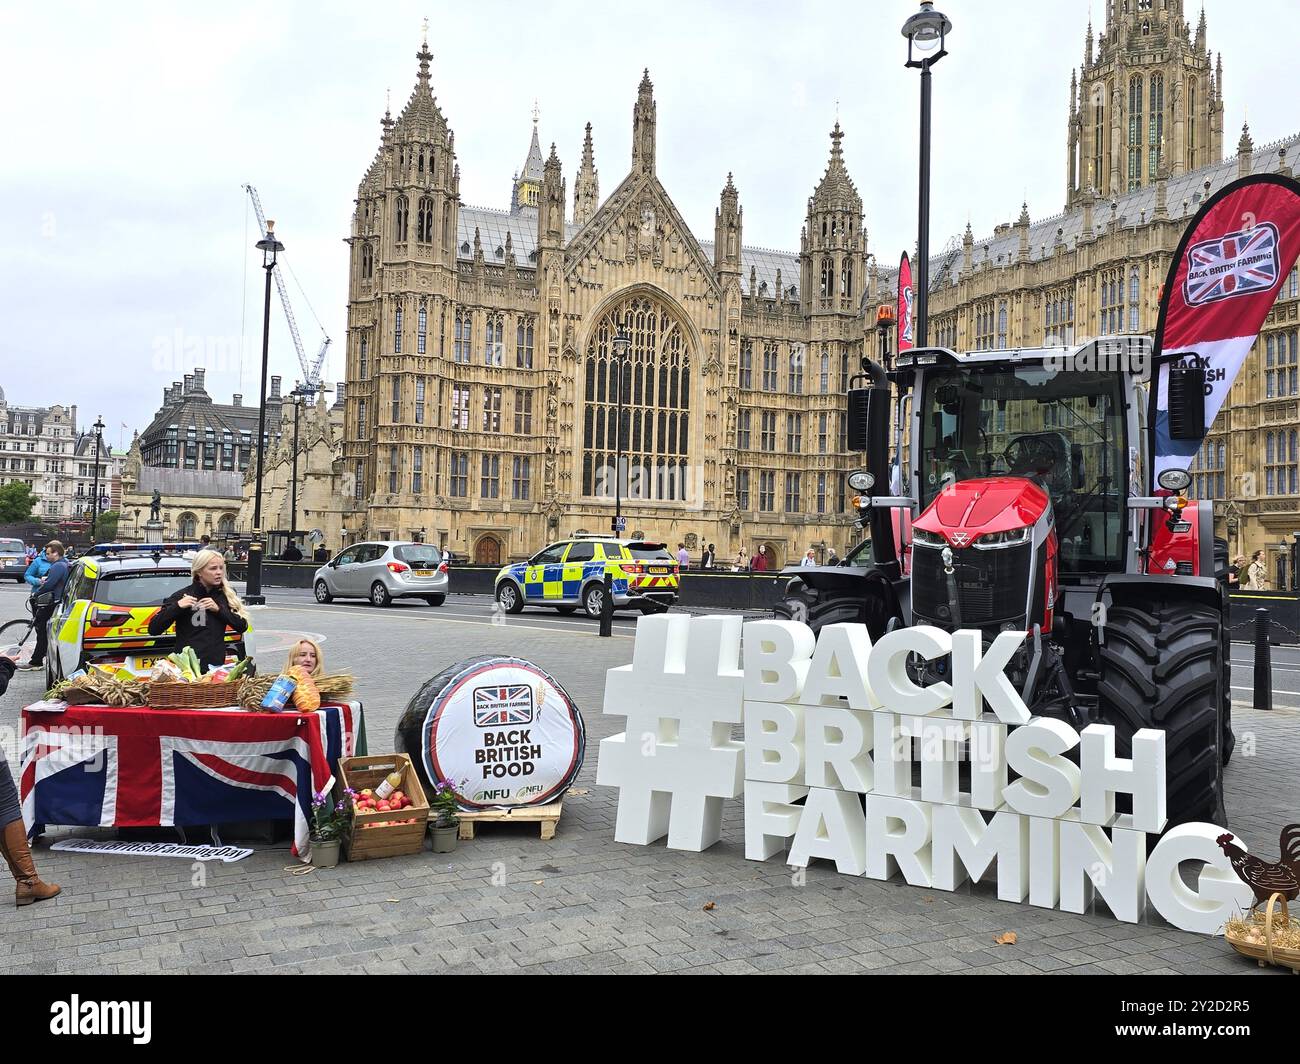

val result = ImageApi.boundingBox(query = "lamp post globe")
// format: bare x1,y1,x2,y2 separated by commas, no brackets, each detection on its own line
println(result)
902,1,952,351
247,220,285,605
610,325,632,536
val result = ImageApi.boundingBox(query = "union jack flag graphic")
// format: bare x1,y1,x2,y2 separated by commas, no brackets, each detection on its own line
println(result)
19,703,360,861
473,685,534,727
1183,222,1280,306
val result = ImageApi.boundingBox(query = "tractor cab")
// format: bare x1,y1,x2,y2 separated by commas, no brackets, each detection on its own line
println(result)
776,336,1231,828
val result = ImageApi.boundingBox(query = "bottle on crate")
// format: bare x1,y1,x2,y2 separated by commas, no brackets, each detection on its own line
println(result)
374,768,404,800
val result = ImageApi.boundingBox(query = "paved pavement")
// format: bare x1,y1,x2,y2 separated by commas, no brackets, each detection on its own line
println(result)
0,581,1295,975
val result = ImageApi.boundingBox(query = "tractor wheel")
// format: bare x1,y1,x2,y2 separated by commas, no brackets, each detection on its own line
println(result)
1096,598,1226,827
775,577,894,639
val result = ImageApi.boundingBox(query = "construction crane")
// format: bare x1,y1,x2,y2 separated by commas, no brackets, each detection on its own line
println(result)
242,183,331,394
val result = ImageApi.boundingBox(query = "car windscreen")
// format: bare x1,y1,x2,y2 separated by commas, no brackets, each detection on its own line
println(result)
629,546,673,561
0,539,24,555
393,545,443,567
96,571,193,606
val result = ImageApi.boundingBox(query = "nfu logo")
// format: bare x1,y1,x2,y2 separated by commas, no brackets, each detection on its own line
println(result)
50,997,151,1044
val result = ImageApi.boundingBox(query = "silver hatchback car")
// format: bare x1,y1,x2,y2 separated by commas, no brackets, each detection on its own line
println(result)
313,542,449,607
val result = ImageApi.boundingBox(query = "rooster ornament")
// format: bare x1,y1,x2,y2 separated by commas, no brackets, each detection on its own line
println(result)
1216,825,1300,910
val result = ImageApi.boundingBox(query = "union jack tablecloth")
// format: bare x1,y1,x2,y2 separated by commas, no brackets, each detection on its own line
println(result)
19,701,365,863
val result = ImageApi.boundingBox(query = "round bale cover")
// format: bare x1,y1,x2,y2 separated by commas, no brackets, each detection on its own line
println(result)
395,656,585,809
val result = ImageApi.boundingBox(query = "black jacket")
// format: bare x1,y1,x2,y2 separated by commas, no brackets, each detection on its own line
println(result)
147,580,249,670
0,656,13,699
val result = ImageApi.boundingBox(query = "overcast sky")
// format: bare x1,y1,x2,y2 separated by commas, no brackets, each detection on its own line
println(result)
1,0,1294,444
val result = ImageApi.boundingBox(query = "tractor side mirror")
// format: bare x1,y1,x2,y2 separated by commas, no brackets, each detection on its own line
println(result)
1168,357,1207,441
1070,443,1086,489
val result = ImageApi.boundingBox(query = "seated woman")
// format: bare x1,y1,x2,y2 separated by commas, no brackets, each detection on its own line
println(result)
148,549,250,674
285,637,325,678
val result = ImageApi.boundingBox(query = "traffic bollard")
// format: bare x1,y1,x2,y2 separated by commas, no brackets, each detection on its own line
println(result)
1253,608,1272,711
599,572,613,638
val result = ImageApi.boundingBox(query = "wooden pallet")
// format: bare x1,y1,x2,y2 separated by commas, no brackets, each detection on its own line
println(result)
440,800,563,841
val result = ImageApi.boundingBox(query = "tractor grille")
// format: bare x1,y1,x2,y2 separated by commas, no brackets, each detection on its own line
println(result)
911,542,1032,628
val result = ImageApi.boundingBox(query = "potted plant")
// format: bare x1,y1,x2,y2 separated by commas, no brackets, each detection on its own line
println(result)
309,790,349,867
429,779,462,853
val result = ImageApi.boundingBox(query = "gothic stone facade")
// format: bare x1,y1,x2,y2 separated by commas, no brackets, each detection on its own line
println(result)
342,44,865,567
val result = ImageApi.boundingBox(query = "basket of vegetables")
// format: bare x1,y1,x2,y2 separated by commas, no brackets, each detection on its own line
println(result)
147,649,252,710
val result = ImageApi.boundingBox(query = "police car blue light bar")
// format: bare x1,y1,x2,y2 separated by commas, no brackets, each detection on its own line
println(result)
88,542,203,556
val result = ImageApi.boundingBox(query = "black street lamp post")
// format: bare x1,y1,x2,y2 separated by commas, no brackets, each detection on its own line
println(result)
288,382,314,546
89,415,105,541
610,326,632,536
902,1,952,350
246,220,284,605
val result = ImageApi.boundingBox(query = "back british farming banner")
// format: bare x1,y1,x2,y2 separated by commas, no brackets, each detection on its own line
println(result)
1152,173,1300,477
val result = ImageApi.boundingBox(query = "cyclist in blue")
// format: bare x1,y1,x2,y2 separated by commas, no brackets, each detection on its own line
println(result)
21,541,68,672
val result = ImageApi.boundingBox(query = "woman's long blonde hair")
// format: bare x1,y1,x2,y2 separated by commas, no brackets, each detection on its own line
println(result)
192,548,247,620
285,637,324,678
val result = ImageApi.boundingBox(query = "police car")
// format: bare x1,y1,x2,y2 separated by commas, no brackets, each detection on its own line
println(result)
494,536,679,618
46,543,255,688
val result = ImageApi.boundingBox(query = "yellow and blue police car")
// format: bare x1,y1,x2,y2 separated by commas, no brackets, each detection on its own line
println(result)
46,543,255,688
494,536,679,618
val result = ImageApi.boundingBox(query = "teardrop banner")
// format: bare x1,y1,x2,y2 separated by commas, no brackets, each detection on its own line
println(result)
395,656,585,810
1151,172,1300,479
897,251,914,353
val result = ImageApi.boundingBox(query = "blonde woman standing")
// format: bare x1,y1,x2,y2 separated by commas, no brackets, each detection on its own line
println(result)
148,549,250,673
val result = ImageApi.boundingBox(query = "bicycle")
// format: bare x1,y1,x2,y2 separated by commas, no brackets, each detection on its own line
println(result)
0,593,49,669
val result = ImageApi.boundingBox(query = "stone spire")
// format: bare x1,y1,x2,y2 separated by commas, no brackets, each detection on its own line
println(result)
1238,121,1254,177
714,172,742,277
961,220,974,274
512,105,546,215
572,122,600,227
1195,3,1207,51
1017,202,1030,262
416,23,432,92
1084,16,1094,66
812,122,860,210
540,142,565,246
631,69,657,176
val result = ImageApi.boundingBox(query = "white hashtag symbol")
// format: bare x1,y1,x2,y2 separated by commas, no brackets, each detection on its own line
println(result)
596,614,745,850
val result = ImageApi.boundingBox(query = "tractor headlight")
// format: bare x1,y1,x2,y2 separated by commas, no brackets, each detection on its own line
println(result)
973,526,1032,549
912,528,947,547
1157,467,1192,492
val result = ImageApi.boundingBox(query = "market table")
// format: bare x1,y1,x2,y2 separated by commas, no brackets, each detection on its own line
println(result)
19,701,366,862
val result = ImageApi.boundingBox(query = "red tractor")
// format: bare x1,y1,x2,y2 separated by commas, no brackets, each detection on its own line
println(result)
776,337,1231,827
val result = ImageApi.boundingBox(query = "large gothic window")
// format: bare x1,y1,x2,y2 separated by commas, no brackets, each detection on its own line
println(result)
1148,75,1164,179
582,295,691,502
1128,76,1144,190
396,196,409,242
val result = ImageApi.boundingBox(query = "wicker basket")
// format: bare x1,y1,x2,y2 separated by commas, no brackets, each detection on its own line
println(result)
148,680,244,710
1225,893,1300,974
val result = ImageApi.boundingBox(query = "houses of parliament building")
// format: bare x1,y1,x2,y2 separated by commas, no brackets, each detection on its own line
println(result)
340,1,1298,582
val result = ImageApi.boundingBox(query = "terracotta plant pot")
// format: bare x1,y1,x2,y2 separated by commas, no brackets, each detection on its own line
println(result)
310,838,342,867
430,822,459,853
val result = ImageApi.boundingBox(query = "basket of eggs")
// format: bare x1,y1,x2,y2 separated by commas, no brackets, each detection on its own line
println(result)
1224,894,1300,974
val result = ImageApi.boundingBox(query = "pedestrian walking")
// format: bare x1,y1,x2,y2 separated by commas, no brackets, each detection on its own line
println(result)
1245,549,1269,590
147,549,250,674
751,546,769,572
1228,555,1245,587
21,541,68,672
281,540,303,562
677,543,690,570
0,654,61,905
827,548,839,565
800,548,816,567
735,549,748,571
702,543,716,569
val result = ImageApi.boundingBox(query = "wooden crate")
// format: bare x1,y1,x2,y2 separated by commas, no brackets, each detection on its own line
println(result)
338,754,429,861
441,800,563,841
